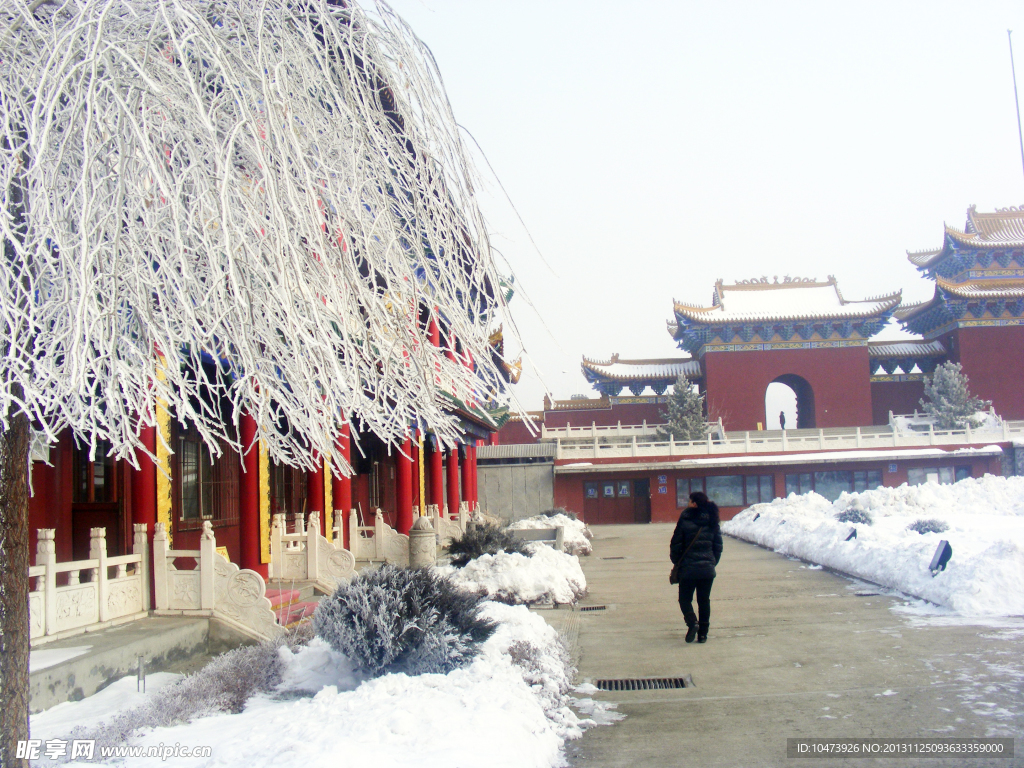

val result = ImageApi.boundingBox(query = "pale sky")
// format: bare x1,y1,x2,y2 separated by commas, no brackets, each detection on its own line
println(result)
387,0,1024,412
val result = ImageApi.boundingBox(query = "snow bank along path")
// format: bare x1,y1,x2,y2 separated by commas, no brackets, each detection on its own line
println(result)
508,513,593,556
437,544,588,605
722,476,1024,616
32,604,590,768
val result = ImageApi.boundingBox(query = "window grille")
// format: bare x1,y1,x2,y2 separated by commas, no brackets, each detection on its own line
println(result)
175,424,240,527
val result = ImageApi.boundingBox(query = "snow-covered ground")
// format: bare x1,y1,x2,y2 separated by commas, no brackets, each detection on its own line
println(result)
508,514,593,556
32,603,601,768
723,475,1024,616
437,544,587,605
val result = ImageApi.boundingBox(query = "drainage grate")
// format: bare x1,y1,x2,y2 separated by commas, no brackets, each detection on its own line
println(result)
579,605,607,612
601,556,627,560
594,677,690,691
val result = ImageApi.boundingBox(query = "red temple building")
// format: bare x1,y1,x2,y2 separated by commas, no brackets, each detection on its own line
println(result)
485,206,1024,526
897,204,1024,419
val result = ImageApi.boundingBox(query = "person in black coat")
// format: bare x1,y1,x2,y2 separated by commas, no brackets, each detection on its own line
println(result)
670,491,724,643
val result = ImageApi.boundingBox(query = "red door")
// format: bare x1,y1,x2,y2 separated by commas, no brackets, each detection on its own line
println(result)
70,442,127,559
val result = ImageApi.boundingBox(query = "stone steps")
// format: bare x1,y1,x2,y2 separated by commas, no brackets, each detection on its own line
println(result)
266,584,321,628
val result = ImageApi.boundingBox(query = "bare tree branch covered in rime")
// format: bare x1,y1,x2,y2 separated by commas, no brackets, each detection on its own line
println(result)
0,1,520,762
0,0,517,472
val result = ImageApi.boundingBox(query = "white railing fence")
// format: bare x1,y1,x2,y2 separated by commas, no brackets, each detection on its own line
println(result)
426,503,468,547
29,525,149,645
542,418,725,442
153,521,283,642
343,508,410,566
554,420,1023,461
270,512,356,593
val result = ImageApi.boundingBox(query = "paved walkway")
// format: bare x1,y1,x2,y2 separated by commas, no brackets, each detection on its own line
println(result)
545,524,1024,768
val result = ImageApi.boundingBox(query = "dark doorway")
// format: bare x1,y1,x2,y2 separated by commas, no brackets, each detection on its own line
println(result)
71,441,127,559
633,480,651,523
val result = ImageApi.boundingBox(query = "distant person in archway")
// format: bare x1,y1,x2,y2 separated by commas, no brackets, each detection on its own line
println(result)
779,411,786,430
670,491,723,643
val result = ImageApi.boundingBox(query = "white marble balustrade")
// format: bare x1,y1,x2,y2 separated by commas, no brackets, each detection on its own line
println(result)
29,525,149,645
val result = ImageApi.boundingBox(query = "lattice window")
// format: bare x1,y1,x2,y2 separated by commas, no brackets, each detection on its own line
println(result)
72,440,117,504
175,424,240,527
270,461,307,519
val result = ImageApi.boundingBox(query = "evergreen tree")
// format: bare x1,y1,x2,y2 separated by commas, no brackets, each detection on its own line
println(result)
657,375,707,441
920,362,991,430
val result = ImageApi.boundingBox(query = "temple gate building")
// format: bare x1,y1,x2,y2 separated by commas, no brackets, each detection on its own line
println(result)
484,205,1024,524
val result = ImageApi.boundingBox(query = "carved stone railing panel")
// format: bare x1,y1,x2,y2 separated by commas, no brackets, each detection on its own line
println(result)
428,504,467,548
376,510,409,566
347,508,377,561
154,521,284,642
53,585,98,632
28,525,148,645
270,513,355,592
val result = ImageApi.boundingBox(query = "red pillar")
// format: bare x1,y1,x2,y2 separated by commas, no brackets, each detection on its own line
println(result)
307,453,325,533
469,443,478,507
445,446,460,515
460,445,471,511
332,423,352,549
445,327,457,363
239,413,266,578
131,425,157,604
428,438,444,510
411,439,420,513
396,437,413,534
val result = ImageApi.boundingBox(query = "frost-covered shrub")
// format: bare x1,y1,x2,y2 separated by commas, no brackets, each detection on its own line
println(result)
446,522,528,567
64,640,286,757
312,565,496,677
908,518,949,534
835,509,872,525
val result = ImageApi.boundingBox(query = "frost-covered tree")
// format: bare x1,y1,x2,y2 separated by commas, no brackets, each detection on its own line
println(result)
0,1,519,760
657,375,706,441
920,362,990,430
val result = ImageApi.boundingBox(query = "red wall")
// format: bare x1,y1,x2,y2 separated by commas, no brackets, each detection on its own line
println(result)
870,380,925,425
498,400,667,445
553,473,584,518
28,435,73,562
703,346,873,431
554,450,1001,526
496,420,541,445
953,326,1024,419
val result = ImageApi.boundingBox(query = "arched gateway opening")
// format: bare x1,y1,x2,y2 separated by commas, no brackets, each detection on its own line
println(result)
766,374,815,429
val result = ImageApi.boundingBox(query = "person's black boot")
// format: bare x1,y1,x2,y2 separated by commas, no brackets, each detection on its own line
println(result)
685,623,697,643
697,623,709,643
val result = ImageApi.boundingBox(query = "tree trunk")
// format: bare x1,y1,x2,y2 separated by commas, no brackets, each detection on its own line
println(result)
0,392,31,768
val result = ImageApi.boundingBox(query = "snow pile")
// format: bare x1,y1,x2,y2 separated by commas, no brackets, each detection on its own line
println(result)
32,604,586,768
723,475,1024,616
892,409,1001,434
509,513,593,556
437,545,587,605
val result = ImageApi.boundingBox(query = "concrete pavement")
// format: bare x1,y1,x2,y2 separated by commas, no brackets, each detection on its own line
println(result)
545,524,1023,768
